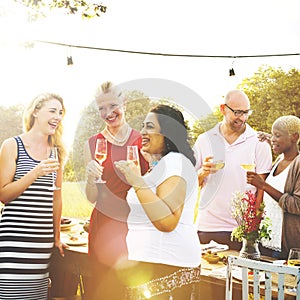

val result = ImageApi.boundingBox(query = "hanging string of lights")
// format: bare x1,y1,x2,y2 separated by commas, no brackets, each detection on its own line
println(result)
34,39,299,59
34,39,299,75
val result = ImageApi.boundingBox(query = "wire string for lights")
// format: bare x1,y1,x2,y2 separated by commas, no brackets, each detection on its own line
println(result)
34,40,299,59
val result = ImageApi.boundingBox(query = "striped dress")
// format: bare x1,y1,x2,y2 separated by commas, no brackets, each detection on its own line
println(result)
0,136,54,300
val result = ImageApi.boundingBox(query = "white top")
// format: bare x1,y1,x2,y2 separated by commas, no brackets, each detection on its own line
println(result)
193,123,273,232
261,156,289,251
126,152,201,268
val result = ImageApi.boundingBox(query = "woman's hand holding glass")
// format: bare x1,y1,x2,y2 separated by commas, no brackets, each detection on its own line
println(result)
35,158,59,180
86,160,104,184
115,160,143,188
246,171,265,189
94,138,107,183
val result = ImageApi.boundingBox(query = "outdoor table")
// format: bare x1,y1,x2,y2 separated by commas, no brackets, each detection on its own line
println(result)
49,219,297,300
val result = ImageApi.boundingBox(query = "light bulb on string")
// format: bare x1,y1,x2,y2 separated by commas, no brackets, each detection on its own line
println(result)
229,58,236,76
66,46,74,66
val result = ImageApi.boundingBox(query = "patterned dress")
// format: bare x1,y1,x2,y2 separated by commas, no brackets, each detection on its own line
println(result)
0,136,54,300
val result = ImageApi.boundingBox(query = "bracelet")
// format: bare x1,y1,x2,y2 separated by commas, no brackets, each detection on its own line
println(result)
134,185,145,193
134,186,142,193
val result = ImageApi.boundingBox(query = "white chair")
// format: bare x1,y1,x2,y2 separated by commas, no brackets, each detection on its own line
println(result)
225,256,300,300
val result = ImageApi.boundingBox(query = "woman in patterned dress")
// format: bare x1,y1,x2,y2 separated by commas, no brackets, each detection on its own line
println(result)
0,93,67,299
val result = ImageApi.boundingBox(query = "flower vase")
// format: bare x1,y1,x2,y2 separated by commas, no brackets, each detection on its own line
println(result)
239,238,261,260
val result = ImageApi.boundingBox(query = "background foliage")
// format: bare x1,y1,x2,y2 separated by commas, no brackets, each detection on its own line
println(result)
238,65,300,133
17,0,107,19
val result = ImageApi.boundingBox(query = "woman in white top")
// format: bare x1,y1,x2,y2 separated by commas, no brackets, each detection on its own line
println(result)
247,115,300,258
115,104,201,299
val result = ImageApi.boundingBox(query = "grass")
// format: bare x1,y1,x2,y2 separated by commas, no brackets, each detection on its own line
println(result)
61,182,94,219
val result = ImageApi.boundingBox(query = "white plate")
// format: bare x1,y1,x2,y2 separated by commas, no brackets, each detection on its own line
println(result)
65,236,88,246
232,267,265,283
201,240,229,253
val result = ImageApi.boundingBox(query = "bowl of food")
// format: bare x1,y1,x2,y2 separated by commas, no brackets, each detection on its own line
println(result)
202,251,221,264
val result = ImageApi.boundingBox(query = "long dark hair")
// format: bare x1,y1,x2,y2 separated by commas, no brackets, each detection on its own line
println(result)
150,104,196,166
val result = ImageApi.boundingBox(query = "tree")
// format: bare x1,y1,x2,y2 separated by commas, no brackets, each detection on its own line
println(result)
238,65,300,134
190,106,222,145
0,105,24,146
17,0,107,19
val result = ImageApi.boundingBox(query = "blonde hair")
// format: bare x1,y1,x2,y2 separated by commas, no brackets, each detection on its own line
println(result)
273,115,300,143
94,81,124,103
23,93,67,164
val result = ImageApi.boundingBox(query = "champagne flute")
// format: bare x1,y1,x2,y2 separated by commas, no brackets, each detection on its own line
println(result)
240,163,256,171
50,146,60,191
287,248,300,293
127,145,140,168
95,138,107,183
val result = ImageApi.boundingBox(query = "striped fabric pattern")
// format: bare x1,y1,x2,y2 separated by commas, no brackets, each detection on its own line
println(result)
0,136,54,299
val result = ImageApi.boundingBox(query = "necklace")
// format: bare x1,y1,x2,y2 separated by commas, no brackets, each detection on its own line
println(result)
105,124,131,144
146,155,162,173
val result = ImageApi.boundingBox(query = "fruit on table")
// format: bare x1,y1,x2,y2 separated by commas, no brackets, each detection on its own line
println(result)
202,251,221,264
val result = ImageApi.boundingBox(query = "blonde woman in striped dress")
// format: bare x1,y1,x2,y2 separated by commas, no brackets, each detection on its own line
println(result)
0,93,67,299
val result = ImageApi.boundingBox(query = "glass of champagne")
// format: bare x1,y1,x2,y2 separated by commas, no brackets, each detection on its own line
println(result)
95,138,107,183
240,163,256,171
127,145,140,168
287,248,300,292
214,160,225,170
51,146,60,191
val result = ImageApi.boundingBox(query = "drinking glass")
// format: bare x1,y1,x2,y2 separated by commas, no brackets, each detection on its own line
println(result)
127,145,140,168
214,160,225,170
50,146,60,191
240,163,256,171
95,138,107,183
287,248,300,293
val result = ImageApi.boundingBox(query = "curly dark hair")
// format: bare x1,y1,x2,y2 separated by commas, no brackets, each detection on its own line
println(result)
150,104,196,166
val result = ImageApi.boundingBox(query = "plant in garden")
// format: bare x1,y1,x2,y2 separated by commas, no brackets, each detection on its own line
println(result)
231,190,272,242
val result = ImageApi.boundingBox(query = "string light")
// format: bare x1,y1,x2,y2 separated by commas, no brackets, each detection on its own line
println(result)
35,40,300,59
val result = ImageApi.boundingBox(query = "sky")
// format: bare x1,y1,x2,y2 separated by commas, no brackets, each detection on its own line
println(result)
0,0,299,147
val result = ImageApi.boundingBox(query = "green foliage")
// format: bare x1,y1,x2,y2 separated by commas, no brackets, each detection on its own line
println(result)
238,65,300,134
0,105,24,146
190,106,222,144
17,0,107,19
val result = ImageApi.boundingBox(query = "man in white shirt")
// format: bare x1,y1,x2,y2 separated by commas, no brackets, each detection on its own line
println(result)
193,90,272,249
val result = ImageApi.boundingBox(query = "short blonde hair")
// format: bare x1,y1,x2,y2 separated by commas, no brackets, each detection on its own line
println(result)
94,81,124,103
273,115,300,135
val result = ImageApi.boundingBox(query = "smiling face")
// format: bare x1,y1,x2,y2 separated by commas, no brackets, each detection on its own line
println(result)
221,90,251,133
141,112,165,155
33,98,63,136
96,92,126,129
271,124,294,155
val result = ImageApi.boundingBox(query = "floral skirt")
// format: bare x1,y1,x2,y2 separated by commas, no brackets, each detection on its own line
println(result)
124,263,201,300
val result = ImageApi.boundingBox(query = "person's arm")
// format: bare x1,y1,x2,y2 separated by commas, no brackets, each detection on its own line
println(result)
278,158,300,215
246,171,282,201
84,141,101,204
0,138,59,204
52,167,68,256
115,160,185,232
134,175,186,232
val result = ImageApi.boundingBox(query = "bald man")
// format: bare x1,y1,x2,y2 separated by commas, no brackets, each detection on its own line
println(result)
193,90,272,249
